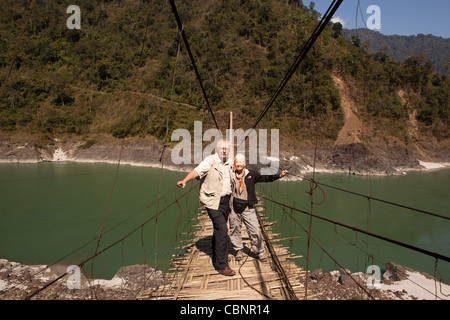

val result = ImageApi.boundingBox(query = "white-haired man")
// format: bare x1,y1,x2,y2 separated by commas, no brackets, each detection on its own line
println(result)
230,154,287,262
177,140,235,276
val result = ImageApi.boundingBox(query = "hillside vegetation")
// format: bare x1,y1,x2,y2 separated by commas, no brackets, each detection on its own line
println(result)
342,29,450,76
0,0,449,156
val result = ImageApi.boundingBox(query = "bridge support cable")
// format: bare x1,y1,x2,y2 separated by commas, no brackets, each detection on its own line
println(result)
255,206,298,300
7,190,174,296
240,0,343,146
260,188,375,299
287,173,450,222
168,0,220,132
91,146,123,286
261,181,450,299
260,195,450,264
133,198,200,299
25,183,199,300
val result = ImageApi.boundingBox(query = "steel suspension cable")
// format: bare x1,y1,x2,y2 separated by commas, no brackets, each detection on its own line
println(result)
260,195,450,263
262,184,449,297
256,205,298,299
260,186,375,299
168,0,220,132
249,0,343,132
25,182,199,299
235,0,343,150
133,194,199,299
287,173,450,222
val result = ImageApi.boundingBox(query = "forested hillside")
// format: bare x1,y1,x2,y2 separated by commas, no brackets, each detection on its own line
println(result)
0,0,448,157
342,28,450,76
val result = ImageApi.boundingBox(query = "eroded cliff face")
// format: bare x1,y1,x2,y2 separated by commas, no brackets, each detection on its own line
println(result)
1,132,448,178
0,134,190,172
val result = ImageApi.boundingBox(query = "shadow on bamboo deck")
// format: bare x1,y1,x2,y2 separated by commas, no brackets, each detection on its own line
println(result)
138,200,317,300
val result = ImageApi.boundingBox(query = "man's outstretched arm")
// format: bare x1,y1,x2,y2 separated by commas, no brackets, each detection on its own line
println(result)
176,170,199,188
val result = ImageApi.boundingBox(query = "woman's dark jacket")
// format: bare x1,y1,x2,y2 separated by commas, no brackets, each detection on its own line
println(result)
242,170,281,206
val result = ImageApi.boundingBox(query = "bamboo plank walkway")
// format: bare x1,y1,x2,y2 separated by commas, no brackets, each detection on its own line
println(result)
138,201,312,300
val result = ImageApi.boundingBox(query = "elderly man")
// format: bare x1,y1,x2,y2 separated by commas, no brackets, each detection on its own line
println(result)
230,154,287,262
176,140,235,276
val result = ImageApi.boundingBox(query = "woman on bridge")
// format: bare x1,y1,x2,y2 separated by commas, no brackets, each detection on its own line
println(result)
230,154,288,262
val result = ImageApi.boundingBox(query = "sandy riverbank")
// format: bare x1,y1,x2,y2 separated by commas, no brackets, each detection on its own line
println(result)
417,160,450,170
379,270,450,300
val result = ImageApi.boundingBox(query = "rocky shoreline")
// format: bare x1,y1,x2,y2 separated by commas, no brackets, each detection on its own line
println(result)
0,259,168,300
306,262,450,300
1,258,448,300
0,135,449,177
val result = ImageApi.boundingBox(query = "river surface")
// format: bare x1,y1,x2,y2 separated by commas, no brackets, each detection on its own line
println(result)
0,162,448,283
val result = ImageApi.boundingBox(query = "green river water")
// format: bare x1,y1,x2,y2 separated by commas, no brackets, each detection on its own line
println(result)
0,162,448,283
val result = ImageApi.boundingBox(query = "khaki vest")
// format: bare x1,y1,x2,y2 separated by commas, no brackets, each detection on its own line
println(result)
199,162,232,210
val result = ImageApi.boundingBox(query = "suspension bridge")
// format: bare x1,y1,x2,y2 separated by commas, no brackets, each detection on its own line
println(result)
2,0,449,301
137,199,309,300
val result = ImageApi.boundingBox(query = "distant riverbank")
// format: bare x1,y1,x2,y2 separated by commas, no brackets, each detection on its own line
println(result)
1,135,449,177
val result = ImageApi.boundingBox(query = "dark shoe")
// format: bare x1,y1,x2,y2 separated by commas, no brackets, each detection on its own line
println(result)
217,267,236,276
235,250,243,261
258,253,268,262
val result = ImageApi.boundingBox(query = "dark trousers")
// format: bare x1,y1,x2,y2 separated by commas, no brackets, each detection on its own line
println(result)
206,196,231,269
